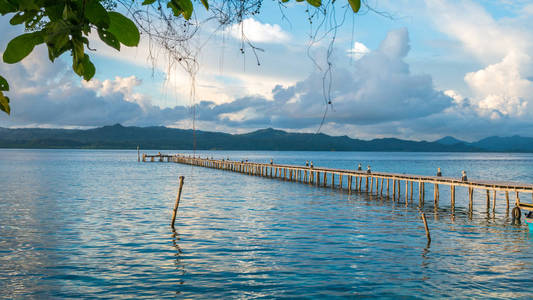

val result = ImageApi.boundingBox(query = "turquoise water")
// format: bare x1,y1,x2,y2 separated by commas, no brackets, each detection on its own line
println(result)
1,149,533,298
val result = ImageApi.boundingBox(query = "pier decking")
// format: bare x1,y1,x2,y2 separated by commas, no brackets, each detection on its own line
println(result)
143,153,533,215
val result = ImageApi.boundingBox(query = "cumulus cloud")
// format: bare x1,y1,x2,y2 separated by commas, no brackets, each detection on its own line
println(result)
226,18,290,43
427,0,533,119
347,42,370,60
0,27,455,137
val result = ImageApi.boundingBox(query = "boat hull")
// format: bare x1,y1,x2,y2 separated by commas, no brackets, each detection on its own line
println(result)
526,217,533,232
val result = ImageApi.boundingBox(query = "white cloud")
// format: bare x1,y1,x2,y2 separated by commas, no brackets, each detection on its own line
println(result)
347,42,370,60
226,18,290,44
426,0,533,118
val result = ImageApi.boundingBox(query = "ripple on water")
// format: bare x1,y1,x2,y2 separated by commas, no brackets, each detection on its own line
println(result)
1,149,533,298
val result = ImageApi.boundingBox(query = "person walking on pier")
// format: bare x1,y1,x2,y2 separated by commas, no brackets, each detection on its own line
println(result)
437,168,442,177
367,166,371,174
357,163,362,171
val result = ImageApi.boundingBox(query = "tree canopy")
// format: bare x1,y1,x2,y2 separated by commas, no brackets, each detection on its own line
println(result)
0,0,361,115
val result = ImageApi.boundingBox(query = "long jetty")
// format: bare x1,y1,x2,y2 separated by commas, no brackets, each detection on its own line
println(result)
142,153,533,215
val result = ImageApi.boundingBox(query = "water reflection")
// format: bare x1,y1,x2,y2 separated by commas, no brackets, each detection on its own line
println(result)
171,228,185,294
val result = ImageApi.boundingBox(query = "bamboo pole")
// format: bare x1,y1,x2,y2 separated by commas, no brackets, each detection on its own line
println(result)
171,176,185,228
421,212,431,244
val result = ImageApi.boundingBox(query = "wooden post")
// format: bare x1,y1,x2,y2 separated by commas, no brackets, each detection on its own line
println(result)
418,182,422,206
410,182,414,202
421,182,425,205
506,191,509,210
434,184,438,206
137,145,140,162
421,212,431,245
516,191,520,206
451,185,455,212
468,187,473,212
324,172,327,187
392,179,396,199
486,190,490,210
405,180,409,203
380,178,384,196
492,190,496,213
171,176,185,228
332,173,335,188
366,176,369,191
348,175,352,191
387,179,390,197
340,174,343,189
370,177,373,193
317,172,320,186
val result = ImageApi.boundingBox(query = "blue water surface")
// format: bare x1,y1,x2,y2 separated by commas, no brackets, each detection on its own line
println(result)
1,149,533,298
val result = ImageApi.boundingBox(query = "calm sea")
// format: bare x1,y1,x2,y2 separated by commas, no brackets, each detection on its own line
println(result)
2,149,533,298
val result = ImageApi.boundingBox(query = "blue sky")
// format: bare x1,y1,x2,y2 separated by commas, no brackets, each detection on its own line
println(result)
1,0,532,141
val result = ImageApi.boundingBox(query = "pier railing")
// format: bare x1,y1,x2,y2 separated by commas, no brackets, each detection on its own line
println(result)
142,153,533,214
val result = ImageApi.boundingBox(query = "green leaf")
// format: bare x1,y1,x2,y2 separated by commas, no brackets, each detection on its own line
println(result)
107,12,140,47
9,10,37,25
3,32,43,64
200,0,209,10
43,20,71,61
98,28,120,51
347,0,360,13
178,0,194,19
0,0,17,15
0,75,9,91
18,0,39,10
86,0,110,28
81,55,95,81
0,92,10,115
168,0,193,20
306,0,321,7
142,0,156,4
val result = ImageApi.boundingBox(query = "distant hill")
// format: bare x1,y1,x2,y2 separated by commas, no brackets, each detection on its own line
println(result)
472,136,533,152
0,124,532,152
435,136,467,146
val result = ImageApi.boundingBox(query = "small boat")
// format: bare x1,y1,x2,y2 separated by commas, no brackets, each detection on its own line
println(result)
526,216,533,231
518,202,533,231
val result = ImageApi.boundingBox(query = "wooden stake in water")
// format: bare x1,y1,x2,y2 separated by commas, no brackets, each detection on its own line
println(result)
421,212,431,244
171,176,185,228
137,145,140,162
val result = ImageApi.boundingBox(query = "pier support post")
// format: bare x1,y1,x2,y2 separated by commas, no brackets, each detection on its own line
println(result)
506,191,509,210
468,187,473,212
451,185,455,212
493,190,496,213
486,190,490,211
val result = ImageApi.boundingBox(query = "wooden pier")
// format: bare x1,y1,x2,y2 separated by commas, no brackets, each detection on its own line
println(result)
143,153,533,216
